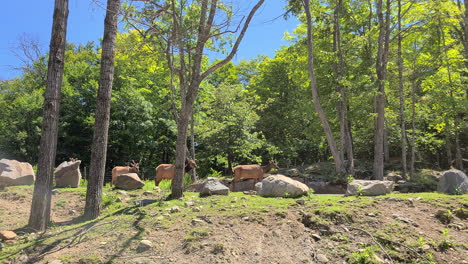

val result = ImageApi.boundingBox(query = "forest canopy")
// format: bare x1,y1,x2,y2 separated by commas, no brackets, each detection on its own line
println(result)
0,0,466,179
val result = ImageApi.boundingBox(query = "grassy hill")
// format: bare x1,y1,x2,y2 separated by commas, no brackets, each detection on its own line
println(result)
0,182,467,264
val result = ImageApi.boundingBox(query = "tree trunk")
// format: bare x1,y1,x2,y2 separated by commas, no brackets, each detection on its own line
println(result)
84,0,120,220
189,115,197,182
373,0,390,180
333,0,354,176
398,0,407,179
302,0,345,175
455,117,463,170
410,79,417,180
171,97,194,199
28,0,69,232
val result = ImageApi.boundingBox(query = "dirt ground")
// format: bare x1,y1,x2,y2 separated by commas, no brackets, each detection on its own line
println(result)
0,186,467,264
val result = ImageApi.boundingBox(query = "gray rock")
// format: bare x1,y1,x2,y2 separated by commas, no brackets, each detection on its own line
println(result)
437,170,468,194
192,207,201,212
311,234,321,241
0,159,35,186
346,180,394,196
185,201,195,207
51,189,60,195
116,190,128,196
191,219,204,225
316,253,329,263
143,191,153,195
257,175,309,198
170,206,180,213
385,172,403,182
137,240,152,252
200,177,229,196
114,173,145,190
296,199,305,205
54,160,81,188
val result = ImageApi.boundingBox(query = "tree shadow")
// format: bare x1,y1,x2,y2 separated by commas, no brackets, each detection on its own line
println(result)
2,201,159,263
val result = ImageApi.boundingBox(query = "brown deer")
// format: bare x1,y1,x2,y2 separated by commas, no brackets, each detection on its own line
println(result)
111,160,140,185
155,159,197,186
232,161,279,190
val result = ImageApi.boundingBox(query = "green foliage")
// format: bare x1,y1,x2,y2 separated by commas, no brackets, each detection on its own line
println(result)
348,246,379,264
208,168,223,178
438,229,454,252
101,193,118,209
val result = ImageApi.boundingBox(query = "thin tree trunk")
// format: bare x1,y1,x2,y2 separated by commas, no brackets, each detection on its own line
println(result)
410,79,417,180
190,115,197,182
373,0,391,180
28,0,68,232
333,0,354,176
84,0,120,220
302,0,345,175
455,117,463,170
398,0,407,179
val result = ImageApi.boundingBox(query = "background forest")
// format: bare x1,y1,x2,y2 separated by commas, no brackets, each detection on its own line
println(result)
0,0,466,181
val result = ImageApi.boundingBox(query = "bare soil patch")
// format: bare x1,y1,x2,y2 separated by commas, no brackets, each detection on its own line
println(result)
0,186,467,264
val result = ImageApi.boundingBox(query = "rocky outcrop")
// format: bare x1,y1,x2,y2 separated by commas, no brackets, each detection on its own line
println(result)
114,173,145,190
257,174,309,198
54,160,82,188
346,180,394,196
0,159,35,186
437,170,468,194
200,177,229,196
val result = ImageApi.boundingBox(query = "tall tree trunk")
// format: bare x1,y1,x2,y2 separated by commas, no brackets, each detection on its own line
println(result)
84,0,120,220
172,92,196,199
28,0,69,232
398,0,407,179
373,0,391,180
410,78,417,180
189,115,197,182
333,0,354,176
455,117,464,170
302,0,345,175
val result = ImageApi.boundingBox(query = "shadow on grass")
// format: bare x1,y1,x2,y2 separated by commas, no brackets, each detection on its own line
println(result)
1,199,162,264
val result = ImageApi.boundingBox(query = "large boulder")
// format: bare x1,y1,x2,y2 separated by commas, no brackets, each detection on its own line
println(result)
200,177,229,196
0,159,35,186
54,160,82,188
346,180,394,196
257,174,309,198
114,173,145,190
437,169,468,194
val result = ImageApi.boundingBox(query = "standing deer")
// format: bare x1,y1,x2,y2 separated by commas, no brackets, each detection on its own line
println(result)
232,161,279,191
111,160,140,185
155,159,197,186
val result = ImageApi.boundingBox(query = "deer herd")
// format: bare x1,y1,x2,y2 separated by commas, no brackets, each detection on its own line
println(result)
111,159,279,188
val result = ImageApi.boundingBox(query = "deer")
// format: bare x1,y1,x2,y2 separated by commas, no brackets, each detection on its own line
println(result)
232,161,279,191
155,159,197,186
111,160,140,185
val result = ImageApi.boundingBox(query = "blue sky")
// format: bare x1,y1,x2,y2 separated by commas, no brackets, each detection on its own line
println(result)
0,0,299,80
